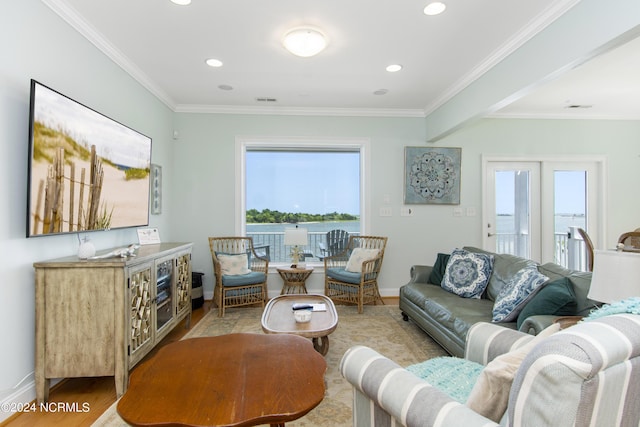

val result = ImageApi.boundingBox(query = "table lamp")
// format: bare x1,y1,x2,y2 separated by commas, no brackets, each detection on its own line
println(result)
284,227,308,268
588,250,640,303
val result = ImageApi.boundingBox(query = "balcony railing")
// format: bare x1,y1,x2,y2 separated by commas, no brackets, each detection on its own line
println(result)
250,228,589,271
494,226,589,271
248,231,360,263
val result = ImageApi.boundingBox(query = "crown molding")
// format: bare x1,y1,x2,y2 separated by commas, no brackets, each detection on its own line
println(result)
423,0,581,116
41,0,426,118
42,0,177,110
42,0,580,119
174,104,426,118
487,111,640,121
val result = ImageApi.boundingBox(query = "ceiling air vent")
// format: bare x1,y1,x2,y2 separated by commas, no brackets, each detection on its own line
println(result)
255,97,277,102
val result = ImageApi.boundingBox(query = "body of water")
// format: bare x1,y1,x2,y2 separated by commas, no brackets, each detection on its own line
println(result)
247,221,360,234
496,214,585,234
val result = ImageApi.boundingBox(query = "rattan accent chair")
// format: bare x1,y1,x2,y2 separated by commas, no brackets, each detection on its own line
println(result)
618,230,640,250
576,228,595,271
324,235,388,313
208,237,268,317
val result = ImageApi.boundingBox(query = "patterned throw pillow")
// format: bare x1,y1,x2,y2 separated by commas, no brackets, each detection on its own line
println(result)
492,267,549,322
345,248,380,272
441,249,495,299
217,253,251,276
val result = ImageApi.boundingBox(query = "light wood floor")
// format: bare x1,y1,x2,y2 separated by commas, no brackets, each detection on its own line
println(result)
1,301,214,427
2,296,398,427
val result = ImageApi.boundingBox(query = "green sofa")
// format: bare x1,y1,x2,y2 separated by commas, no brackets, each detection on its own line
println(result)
399,246,596,357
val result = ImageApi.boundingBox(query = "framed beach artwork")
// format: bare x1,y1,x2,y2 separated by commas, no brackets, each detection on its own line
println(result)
404,146,461,205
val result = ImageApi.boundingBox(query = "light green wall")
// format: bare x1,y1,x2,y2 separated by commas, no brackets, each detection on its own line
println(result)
0,0,174,410
171,113,428,296
172,114,640,300
2,0,640,416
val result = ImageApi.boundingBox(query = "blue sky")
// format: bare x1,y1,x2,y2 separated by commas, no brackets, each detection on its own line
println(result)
246,151,360,215
496,170,586,215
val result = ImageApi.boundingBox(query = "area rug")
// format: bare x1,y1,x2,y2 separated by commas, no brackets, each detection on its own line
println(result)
92,304,447,427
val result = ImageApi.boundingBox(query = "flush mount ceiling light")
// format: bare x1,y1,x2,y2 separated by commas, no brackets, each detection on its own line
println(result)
386,64,403,72
424,2,446,15
282,27,328,58
170,0,191,5
205,58,223,67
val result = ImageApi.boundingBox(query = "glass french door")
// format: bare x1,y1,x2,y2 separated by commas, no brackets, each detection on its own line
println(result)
484,162,541,261
484,158,602,267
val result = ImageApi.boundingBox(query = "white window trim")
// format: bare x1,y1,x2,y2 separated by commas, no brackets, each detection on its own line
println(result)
235,136,371,266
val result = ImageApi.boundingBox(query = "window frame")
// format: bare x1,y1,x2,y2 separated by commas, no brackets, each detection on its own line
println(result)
235,136,371,266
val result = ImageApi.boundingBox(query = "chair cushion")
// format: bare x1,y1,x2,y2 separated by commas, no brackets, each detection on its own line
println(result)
466,322,561,422
217,253,251,275
441,248,494,299
516,277,578,329
221,271,266,287
428,252,451,286
491,267,549,323
326,267,361,284
345,248,380,272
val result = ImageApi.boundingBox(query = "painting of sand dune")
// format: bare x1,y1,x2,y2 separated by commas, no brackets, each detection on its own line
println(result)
27,81,152,237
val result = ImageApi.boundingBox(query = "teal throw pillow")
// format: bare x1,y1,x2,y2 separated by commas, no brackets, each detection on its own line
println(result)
516,277,577,329
441,249,494,299
429,253,450,286
492,267,549,323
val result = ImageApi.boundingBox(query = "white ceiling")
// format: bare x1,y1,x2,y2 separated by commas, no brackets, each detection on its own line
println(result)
45,0,640,119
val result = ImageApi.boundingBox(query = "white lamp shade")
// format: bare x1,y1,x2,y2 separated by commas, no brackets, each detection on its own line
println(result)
284,227,308,246
588,250,640,303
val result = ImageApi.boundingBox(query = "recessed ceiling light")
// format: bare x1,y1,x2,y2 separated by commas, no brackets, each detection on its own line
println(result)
205,58,223,67
170,0,191,5
424,2,446,15
282,27,328,57
386,64,403,73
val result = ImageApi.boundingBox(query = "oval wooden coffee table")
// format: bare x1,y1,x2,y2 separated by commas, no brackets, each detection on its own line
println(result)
117,334,326,427
261,294,338,356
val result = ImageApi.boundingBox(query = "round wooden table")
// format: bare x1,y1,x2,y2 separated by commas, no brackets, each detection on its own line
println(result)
117,334,326,427
277,267,313,294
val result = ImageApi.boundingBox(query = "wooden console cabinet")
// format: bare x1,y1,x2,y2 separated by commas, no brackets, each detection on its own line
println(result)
34,242,192,403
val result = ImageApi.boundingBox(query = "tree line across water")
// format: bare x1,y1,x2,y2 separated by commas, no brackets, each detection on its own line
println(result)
246,209,358,224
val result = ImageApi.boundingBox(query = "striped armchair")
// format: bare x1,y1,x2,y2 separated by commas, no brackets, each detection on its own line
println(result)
340,314,640,427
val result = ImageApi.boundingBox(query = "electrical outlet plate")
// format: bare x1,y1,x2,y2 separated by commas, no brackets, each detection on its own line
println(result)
400,207,413,216
379,207,392,217
453,207,463,217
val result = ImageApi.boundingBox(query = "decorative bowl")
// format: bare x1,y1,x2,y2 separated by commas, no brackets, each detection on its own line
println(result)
294,309,312,323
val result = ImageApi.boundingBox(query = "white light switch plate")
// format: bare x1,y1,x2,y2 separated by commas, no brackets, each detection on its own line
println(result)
379,207,392,217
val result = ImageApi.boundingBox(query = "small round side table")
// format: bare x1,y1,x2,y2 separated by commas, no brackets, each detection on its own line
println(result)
277,267,314,294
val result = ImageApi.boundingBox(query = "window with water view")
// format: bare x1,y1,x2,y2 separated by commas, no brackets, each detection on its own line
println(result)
245,149,361,264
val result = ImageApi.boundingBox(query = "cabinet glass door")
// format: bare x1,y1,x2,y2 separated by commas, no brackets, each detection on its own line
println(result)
156,259,173,332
